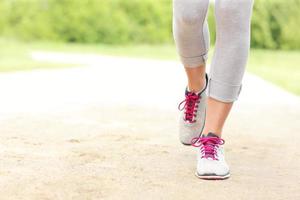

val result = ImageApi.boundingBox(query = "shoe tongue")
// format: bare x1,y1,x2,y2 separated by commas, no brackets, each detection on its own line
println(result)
205,132,219,138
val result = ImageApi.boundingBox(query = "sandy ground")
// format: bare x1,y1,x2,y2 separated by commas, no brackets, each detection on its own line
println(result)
0,53,300,200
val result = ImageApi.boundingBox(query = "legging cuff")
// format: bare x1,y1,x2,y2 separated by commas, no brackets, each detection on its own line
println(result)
179,53,208,68
207,78,242,103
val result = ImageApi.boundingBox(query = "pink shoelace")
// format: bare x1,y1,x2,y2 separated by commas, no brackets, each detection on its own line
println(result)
191,136,225,160
178,92,200,123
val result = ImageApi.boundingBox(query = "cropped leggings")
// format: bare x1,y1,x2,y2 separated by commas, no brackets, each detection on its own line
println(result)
173,0,254,102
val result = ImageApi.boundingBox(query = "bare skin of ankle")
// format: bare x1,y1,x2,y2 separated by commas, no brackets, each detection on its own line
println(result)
184,66,233,138
202,97,233,137
184,65,206,93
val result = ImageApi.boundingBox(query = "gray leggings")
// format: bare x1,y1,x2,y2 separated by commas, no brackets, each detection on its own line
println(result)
173,0,254,102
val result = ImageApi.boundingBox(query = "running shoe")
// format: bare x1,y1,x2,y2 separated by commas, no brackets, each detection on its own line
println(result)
178,74,208,145
192,132,230,180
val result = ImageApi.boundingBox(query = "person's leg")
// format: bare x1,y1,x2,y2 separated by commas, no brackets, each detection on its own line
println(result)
173,0,210,92
202,0,254,137
202,98,233,136
185,67,206,93
173,0,210,144
195,1,254,180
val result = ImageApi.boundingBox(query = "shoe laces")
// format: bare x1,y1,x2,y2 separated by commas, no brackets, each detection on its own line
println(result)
178,92,200,123
191,136,225,160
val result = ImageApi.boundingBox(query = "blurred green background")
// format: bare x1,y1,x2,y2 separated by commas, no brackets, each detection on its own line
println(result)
0,0,299,95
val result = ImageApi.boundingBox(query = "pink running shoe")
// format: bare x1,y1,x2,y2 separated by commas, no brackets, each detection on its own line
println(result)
192,132,230,180
178,74,208,145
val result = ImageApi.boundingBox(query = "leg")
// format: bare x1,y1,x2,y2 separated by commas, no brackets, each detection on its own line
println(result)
195,1,254,180
203,0,254,136
173,0,210,92
173,0,210,144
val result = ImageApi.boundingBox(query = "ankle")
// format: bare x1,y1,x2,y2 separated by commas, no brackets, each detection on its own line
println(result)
202,129,222,137
187,77,206,93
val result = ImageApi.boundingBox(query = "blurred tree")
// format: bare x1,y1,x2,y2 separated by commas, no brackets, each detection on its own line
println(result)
0,0,299,49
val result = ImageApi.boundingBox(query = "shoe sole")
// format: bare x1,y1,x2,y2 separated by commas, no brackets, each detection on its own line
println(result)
195,171,230,180
180,108,206,146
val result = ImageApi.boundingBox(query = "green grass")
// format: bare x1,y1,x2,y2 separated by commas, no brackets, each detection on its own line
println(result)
248,50,300,96
0,38,299,95
0,38,75,72
25,40,179,60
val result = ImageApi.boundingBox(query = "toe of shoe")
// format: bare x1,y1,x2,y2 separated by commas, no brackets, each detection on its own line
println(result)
179,125,201,144
179,119,203,145
196,160,230,177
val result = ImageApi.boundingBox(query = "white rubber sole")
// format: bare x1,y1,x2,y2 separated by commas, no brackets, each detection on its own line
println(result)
195,172,230,180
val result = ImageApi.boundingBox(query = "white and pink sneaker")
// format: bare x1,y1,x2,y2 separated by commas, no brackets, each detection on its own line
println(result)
178,74,208,145
192,132,230,180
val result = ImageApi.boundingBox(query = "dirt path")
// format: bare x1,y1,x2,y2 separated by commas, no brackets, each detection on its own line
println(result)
0,53,299,200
